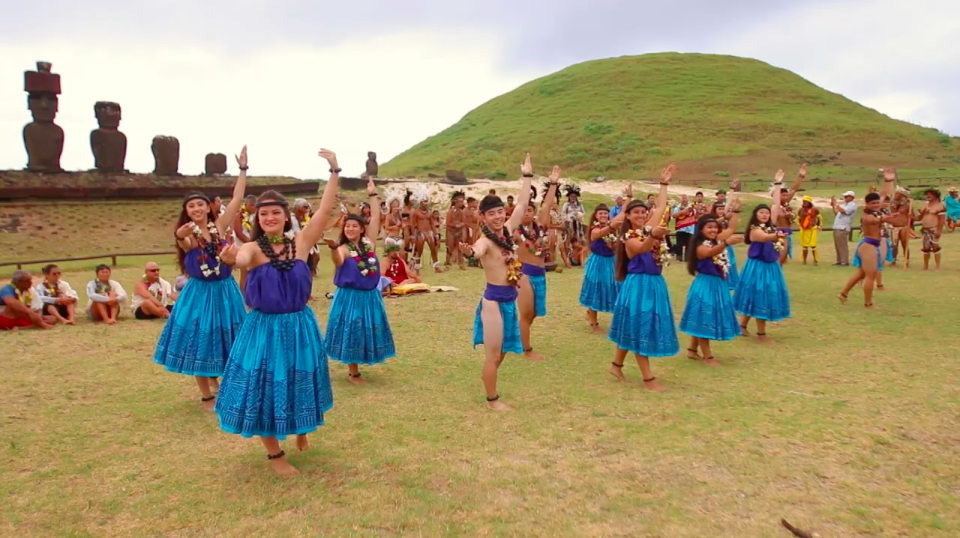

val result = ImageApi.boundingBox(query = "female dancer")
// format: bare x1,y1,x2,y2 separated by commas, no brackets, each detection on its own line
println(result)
153,147,249,411
608,165,677,392
324,179,396,383
579,203,625,333
734,170,791,343
680,198,742,366
215,149,340,475
715,204,741,291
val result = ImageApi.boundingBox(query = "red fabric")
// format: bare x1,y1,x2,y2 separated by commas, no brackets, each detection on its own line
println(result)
384,257,409,285
0,315,32,330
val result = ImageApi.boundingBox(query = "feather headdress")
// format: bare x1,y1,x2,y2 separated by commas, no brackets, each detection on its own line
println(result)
410,183,431,205
895,185,911,195
450,189,466,201
383,185,407,208
563,184,582,198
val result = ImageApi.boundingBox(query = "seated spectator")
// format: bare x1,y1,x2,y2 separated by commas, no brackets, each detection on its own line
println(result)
382,243,422,287
35,264,79,325
1,270,53,330
85,264,127,325
132,262,177,320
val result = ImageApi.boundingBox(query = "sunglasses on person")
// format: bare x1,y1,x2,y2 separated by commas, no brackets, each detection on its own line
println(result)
146,268,160,273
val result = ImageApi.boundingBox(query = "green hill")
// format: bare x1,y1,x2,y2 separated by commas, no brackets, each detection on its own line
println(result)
382,53,959,180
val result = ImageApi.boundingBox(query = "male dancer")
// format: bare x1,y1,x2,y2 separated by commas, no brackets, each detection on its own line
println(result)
464,197,480,243
839,168,906,307
890,186,913,268
917,188,947,270
445,191,467,269
776,164,807,264
460,153,537,411
514,167,561,361
411,191,442,273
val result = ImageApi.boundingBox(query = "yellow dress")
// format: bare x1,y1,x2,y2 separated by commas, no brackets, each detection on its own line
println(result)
798,211,822,248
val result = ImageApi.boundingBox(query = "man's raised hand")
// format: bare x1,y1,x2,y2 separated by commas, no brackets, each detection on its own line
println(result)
520,153,533,176
319,149,339,170
235,145,248,169
660,163,676,184
883,168,897,181
548,165,561,184
774,169,785,183
798,163,808,179
366,178,377,195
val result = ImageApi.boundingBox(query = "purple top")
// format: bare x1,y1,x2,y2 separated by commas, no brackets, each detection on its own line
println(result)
627,251,661,275
483,283,518,303
333,251,381,291
747,241,780,263
244,260,312,314
590,239,615,257
184,246,233,281
696,256,723,277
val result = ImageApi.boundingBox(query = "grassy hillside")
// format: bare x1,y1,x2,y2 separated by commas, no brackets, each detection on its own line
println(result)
382,53,959,180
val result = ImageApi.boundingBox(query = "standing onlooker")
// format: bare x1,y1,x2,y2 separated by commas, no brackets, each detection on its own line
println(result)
672,195,697,261
610,196,624,218
831,190,858,266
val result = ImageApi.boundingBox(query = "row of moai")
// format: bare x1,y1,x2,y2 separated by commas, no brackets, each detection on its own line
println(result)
21,61,229,176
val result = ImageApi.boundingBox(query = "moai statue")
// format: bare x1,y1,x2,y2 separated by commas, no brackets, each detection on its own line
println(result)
363,151,378,178
23,61,64,173
204,153,227,176
151,136,180,176
90,101,127,173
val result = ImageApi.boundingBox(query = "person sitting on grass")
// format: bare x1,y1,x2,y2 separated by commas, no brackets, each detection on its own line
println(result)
382,242,422,287
35,264,80,325
85,264,127,325
1,270,53,330
132,262,177,320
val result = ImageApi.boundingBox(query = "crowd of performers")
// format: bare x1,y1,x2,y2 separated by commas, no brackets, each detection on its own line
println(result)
3,145,956,476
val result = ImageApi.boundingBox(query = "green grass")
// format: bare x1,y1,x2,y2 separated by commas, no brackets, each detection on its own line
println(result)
2,234,959,536
381,53,960,180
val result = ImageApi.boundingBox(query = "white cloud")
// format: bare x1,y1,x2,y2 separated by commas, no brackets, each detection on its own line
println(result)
0,32,533,178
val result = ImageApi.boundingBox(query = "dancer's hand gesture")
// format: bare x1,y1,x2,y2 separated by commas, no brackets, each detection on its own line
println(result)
175,222,193,239
625,183,633,198
650,226,669,238
520,153,533,176
235,145,248,170
319,149,339,170
798,163,808,179
731,177,741,191
548,165,561,184
660,163,676,184
727,196,742,214
774,169,785,183
366,178,377,195
220,244,238,265
322,238,338,249
883,168,897,181
459,242,474,256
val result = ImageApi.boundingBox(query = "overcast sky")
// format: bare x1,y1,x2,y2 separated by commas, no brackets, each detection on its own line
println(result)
1,0,957,178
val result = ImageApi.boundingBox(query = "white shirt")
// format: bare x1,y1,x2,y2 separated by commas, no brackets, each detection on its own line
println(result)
131,277,174,311
85,279,128,312
34,280,80,305
834,201,858,231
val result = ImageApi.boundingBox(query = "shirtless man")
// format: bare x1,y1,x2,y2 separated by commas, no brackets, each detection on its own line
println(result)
1,270,55,330
445,191,467,269
889,186,913,268
917,189,946,270
776,164,807,264
513,167,561,361
839,169,906,307
464,197,480,243
411,198,442,273
505,195,516,217
459,154,536,411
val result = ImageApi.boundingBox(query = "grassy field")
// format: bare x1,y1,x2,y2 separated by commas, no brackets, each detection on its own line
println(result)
2,231,958,537
381,53,960,180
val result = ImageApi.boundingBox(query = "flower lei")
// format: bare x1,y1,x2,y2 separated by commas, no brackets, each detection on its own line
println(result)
191,221,222,277
480,223,523,287
95,281,112,295
707,240,731,278
15,286,34,306
622,227,672,267
43,281,60,298
142,276,165,302
517,223,548,257
757,224,785,252
347,237,379,277
592,220,619,250
240,207,253,232
257,230,298,271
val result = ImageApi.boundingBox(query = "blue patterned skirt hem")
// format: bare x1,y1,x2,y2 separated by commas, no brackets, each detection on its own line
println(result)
579,254,620,313
680,273,741,341
528,274,547,317
325,287,396,365
473,298,524,355
215,309,333,439
726,246,740,290
152,277,247,377
608,273,679,357
733,258,791,321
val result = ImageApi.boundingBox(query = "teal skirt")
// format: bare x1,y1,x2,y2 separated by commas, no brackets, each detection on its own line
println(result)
473,299,524,355
608,273,679,357
680,273,741,341
579,254,620,313
325,287,396,365
726,246,740,291
733,258,790,321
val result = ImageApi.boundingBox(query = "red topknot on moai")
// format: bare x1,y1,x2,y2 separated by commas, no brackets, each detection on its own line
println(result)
23,61,64,172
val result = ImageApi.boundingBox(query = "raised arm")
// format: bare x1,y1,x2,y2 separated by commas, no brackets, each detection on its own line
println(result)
646,164,676,227
217,146,249,232
771,169,785,222
538,166,561,226
879,167,896,200
365,179,381,244
506,153,535,233
717,197,742,242
785,163,806,203
299,149,341,251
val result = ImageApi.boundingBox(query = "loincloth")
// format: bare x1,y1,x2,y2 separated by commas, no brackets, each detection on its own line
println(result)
921,227,941,252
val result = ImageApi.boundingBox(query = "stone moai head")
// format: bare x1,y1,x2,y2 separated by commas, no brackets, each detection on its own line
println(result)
94,101,122,129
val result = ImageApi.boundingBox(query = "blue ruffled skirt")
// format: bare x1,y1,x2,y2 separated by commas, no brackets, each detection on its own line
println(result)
215,309,333,439
680,273,741,341
153,277,247,377
726,246,740,291
733,258,791,321
579,254,620,312
325,287,396,365
608,273,679,357
473,299,524,355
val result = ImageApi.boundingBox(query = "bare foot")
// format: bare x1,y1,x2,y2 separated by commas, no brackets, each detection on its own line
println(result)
591,324,605,335
739,324,751,337
40,322,55,330
105,319,117,325
202,398,216,412
757,335,775,344
64,319,76,325
269,456,300,476
643,378,666,392
459,265,466,271
837,293,848,305
348,374,367,385
296,434,309,452
703,357,721,367
686,349,702,360
523,350,545,361
609,363,626,382
487,399,514,411
209,378,220,392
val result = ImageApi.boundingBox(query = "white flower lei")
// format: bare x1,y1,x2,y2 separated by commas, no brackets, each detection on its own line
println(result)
191,221,222,277
707,240,731,278
756,224,784,253
622,227,673,268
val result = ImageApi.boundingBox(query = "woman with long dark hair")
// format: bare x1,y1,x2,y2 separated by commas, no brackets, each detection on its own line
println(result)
607,165,677,392
215,149,340,476
323,178,396,383
579,203,625,333
733,170,791,343
679,201,742,366
714,204,742,291
152,147,249,411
